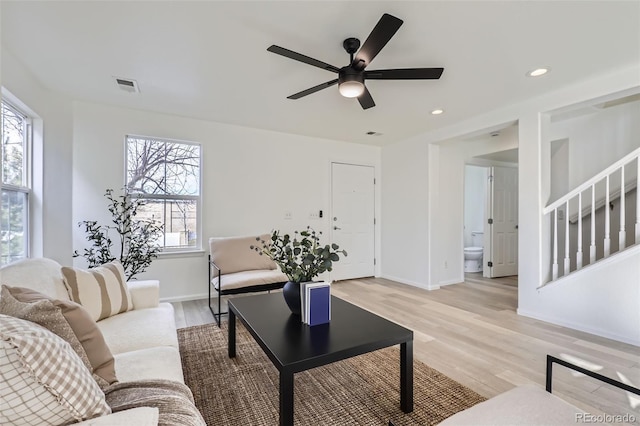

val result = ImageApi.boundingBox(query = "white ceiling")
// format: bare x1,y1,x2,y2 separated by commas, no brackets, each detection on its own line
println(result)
1,1,639,146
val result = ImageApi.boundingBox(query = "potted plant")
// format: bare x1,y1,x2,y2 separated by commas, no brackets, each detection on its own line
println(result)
73,188,164,280
251,227,347,315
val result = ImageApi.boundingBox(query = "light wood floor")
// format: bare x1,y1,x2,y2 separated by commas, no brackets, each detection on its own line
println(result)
173,274,640,423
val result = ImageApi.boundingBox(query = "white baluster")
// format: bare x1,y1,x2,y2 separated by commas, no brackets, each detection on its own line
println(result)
637,157,640,242
590,184,596,263
553,208,558,280
604,175,611,257
564,200,570,275
577,193,583,270
619,166,626,250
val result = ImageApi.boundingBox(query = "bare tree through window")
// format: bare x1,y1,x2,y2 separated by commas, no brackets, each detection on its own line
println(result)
126,136,201,250
1,101,30,265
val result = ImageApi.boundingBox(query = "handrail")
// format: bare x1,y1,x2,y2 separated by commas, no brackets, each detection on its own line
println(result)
544,146,640,214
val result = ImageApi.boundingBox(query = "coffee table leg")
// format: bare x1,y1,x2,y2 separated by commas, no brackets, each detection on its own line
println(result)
400,340,413,413
279,370,294,426
228,309,236,358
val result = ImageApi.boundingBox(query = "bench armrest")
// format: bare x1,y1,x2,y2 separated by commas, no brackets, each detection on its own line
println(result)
127,279,160,310
74,407,159,425
209,257,221,274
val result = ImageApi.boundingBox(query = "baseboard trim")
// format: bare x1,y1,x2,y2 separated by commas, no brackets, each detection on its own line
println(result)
379,274,439,291
517,308,640,346
439,278,463,287
160,292,208,303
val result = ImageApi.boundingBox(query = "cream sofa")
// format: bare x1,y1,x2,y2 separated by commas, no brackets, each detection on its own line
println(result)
0,258,183,425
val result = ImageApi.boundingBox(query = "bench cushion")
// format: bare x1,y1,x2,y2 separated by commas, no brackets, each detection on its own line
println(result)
209,235,277,274
212,269,288,291
439,385,584,425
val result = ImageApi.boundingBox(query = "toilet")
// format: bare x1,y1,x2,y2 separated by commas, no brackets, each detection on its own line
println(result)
464,231,484,273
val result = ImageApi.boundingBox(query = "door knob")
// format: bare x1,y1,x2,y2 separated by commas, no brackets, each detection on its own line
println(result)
334,226,341,230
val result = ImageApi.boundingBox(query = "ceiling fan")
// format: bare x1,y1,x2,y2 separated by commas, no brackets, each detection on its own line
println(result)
267,13,444,110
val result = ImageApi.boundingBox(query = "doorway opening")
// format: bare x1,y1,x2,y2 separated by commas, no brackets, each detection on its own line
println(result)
464,154,519,283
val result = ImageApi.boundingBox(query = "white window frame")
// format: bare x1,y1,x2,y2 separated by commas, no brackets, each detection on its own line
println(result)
0,99,32,264
124,134,202,254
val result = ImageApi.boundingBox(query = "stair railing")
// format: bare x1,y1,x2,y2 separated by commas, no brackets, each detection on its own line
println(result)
543,147,640,282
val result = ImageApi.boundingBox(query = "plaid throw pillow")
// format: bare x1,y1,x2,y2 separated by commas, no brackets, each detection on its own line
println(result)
0,314,110,425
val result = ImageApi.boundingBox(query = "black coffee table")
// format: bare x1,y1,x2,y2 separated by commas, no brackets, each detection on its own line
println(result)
228,292,413,426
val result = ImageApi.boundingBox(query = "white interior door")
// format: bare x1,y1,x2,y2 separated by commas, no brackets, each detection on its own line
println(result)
489,166,518,277
330,163,375,281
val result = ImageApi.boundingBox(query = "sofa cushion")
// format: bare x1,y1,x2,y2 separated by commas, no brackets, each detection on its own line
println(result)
0,314,111,425
438,384,585,425
0,285,117,388
0,257,69,301
209,234,277,274
114,346,184,384
61,261,133,322
97,303,178,355
212,268,288,291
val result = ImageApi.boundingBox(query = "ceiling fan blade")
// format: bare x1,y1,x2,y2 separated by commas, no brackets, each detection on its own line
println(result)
365,68,444,80
357,86,376,109
352,13,403,70
268,45,341,73
287,79,339,99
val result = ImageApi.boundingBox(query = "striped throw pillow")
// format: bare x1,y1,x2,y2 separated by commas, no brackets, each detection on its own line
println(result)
61,262,133,322
0,314,111,425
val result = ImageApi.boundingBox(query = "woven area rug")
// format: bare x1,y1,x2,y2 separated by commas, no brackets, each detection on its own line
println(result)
178,322,486,425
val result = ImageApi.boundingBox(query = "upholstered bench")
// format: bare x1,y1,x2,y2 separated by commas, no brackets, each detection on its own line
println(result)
437,355,640,426
208,234,288,326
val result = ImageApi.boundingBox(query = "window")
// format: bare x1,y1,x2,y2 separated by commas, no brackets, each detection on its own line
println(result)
125,135,201,251
1,101,31,265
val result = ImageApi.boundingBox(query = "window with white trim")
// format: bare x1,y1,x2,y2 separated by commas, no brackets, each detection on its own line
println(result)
1,100,31,265
125,135,201,252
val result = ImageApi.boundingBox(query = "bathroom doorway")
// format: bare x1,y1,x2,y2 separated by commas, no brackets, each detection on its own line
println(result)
464,159,519,280
464,165,489,277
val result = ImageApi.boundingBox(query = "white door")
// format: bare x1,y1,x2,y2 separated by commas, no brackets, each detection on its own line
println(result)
489,166,518,277
330,163,375,281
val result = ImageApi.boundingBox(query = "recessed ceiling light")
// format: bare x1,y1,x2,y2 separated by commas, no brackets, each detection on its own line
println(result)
431,109,444,115
527,67,550,77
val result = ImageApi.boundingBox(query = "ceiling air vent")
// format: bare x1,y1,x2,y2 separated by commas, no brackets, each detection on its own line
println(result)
113,77,140,93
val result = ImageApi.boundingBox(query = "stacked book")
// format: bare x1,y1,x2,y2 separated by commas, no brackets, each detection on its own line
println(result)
300,281,331,326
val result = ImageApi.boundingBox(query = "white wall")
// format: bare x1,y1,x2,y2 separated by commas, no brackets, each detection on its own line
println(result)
464,165,488,247
71,101,380,300
380,137,430,288
550,100,640,189
1,48,74,265
549,139,569,203
518,247,640,345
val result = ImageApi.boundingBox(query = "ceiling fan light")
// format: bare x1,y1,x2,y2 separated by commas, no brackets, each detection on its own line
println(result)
339,81,365,98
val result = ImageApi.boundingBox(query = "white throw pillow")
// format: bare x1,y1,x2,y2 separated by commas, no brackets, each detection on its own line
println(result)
0,314,111,425
61,261,133,322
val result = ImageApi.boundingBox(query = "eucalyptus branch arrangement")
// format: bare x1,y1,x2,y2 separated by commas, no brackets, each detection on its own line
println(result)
73,188,164,280
251,227,347,282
